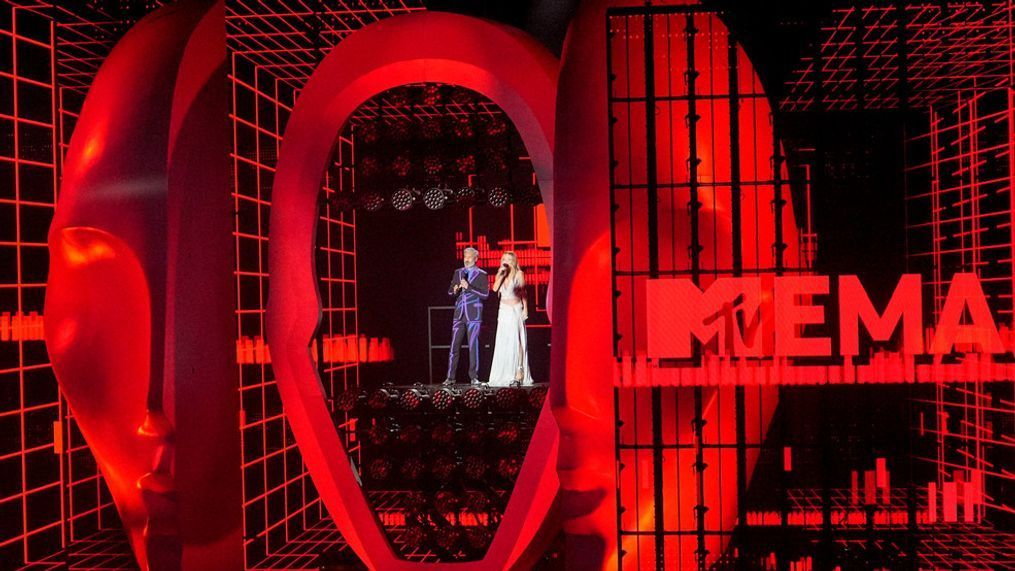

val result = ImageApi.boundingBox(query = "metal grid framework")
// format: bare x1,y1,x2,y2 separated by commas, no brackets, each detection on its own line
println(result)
783,1,1015,111
227,1,420,568
904,88,1015,530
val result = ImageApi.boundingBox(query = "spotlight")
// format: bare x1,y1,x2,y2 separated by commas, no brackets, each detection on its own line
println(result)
368,458,392,481
463,421,488,444
518,185,542,207
494,387,523,410
335,389,359,412
495,421,520,445
422,83,442,106
528,385,547,410
434,490,461,514
464,490,491,512
392,155,412,177
453,117,475,139
402,525,428,549
496,455,522,480
423,187,452,211
466,526,493,551
404,491,427,511
398,423,423,445
487,186,511,208
423,155,443,177
360,192,385,212
391,187,416,211
399,387,425,410
483,116,508,137
432,387,456,411
358,155,380,176
431,455,457,482
463,455,488,480
434,525,463,553
421,118,443,140
327,192,355,213
400,456,425,480
366,421,391,446
431,422,455,445
367,388,394,410
454,186,479,207
386,120,411,141
455,154,476,174
462,387,486,410
357,121,379,144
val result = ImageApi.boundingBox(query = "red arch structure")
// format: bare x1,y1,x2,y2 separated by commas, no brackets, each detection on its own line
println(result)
266,12,560,570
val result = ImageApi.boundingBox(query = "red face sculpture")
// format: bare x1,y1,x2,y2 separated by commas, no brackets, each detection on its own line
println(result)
45,2,242,570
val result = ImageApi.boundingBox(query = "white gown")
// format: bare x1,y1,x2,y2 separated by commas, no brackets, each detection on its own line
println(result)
488,272,533,386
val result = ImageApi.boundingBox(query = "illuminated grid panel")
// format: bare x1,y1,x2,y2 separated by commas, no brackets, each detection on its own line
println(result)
52,6,132,550
231,52,363,567
226,0,424,89
0,3,64,565
606,6,805,568
904,89,1015,528
783,1,1015,111
226,3,426,567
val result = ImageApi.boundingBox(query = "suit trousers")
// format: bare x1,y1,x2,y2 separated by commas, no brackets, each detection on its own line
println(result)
447,314,481,381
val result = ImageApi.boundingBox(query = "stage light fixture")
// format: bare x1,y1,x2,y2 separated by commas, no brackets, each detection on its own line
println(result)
463,455,488,480
465,526,493,551
423,155,443,176
432,387,456,411
366,421,391,446
398,423,423,445
487,186,510,208
327,192,355,213
360,192,385,212
434,525,463,553
496,455,522,479
495,421,521,445
421,119,443,140
335,389,359,412
528,385,547,410
367,388,394,410
517,185,542,207
494,387,523,410
431,422,455,445
431,455,457,482
453,117,475,139
434,490,461,514
423,187,452,211
368,458,393,481
454,186,479,207
399,387,425,410
482,115,508,137
400,456,425,480
402,525,428,549
404,491,427,511
464,490,490,513
455,154,476,174
462,387,486,409
391,187,416,211
392,155,412,177
463,421,488,444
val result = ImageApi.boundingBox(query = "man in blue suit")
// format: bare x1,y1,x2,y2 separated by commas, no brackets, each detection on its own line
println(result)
445,247,489,385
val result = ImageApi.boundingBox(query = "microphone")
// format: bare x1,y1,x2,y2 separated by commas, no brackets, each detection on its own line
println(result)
500,263,510,275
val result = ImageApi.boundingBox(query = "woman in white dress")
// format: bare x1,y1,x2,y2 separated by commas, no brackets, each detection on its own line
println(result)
488,251,533,386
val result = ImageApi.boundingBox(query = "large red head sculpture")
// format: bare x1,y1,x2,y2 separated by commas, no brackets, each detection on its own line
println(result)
44,2,241,569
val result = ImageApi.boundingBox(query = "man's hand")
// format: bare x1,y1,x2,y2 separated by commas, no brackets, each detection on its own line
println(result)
459,278,469,289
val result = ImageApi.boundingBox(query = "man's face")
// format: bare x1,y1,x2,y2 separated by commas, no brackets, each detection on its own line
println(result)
463,250,477,267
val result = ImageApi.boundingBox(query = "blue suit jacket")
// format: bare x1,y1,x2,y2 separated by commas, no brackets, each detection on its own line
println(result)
449,266,489,322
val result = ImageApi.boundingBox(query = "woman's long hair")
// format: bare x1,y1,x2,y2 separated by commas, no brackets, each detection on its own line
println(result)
501,251,525,293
